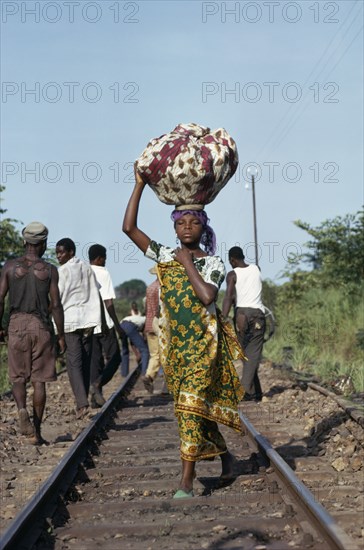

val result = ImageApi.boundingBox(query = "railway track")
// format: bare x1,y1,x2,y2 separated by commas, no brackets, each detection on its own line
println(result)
1,363,362,550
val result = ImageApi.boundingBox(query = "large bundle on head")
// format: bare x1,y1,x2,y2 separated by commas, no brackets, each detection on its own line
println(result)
136,123,238,209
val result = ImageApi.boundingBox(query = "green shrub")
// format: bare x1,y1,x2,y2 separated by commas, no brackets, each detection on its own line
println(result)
265,284,363,393
0,346,10,393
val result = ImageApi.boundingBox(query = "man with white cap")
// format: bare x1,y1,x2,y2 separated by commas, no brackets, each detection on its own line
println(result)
0,221,66,444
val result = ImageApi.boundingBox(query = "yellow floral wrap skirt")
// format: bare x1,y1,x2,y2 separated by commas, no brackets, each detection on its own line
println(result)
157,261,244,461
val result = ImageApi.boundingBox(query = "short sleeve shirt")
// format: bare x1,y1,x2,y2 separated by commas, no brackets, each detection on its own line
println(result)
145,240,226,289
57,257,101,333
91,265,116,331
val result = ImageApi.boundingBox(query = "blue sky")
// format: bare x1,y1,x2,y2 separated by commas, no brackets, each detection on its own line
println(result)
1,0,363,288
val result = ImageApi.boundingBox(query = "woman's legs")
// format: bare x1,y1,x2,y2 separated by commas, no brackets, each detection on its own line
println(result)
220,449,236,480
177,449,236,493
176,411,233,494
178,459,195,493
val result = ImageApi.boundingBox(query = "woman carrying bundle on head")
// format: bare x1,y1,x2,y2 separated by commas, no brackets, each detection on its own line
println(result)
123,160,244,498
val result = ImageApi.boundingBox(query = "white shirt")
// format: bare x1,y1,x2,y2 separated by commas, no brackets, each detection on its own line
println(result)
57,257,101,333
122,314,146,330
234,265,264,312
91,265,116,334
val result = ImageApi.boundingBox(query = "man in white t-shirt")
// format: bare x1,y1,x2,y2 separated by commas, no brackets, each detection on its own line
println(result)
222,246,266,402
88,244,125,408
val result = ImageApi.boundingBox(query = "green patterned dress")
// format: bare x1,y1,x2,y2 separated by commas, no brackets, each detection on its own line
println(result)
145,241,244,461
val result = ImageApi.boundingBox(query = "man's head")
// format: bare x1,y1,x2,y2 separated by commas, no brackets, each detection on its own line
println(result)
22,221,49,244
88,244,106,266
56,238,76,265
228,246,245,268
22,221,49,257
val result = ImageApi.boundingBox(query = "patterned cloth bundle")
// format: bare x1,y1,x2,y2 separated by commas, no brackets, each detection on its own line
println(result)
136,123,239,208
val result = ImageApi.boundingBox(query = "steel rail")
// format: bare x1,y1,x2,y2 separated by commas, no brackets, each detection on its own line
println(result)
0,366,141,550
270,364,364,428
307,382,364,428
239,411,359,550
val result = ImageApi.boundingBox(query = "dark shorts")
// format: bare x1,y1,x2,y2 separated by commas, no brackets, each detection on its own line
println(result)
8,313,56,383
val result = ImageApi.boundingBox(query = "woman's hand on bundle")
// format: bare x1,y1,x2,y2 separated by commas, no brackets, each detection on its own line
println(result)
134,162,146,187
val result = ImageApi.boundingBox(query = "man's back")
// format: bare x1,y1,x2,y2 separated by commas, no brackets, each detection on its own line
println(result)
7,256,53,328
0,221,66,443
90,264,115,331
58,257,101,332
234,265,264,312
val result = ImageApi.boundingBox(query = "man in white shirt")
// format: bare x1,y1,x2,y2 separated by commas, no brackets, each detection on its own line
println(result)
222,246,266,402
88,244,125,408
56,238,101,418
120,313,149,376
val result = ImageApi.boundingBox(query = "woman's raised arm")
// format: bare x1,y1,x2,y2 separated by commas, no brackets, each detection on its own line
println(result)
122,164,151,254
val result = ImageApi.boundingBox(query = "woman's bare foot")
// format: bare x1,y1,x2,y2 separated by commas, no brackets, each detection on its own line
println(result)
177,459,196,493
220,450,237,482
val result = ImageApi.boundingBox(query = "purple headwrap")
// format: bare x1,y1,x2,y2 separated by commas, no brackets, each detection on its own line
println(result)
171,209,217,255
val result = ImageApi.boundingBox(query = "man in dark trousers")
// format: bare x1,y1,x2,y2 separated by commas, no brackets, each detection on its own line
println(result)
222,246,266,401
56,238,101,419
0,222,66,444
88,244,124,408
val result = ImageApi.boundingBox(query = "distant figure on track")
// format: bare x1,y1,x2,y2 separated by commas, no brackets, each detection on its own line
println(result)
142,266,161,394
0,222,66,444
130,301,141,316
119,313,149,377
222,246,266,402
88,244,124,408
123,165,244,498
56,238,101,419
